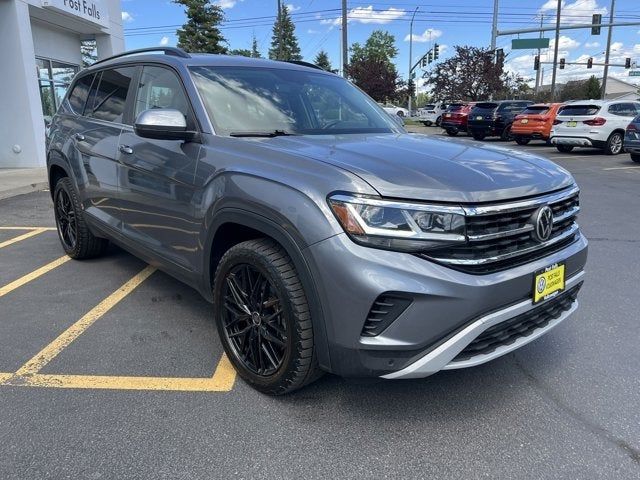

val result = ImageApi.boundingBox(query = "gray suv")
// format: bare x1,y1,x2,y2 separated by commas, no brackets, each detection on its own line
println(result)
47,48,587,394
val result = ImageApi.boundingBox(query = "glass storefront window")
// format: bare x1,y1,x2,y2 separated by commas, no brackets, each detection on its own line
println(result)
35,57,79,124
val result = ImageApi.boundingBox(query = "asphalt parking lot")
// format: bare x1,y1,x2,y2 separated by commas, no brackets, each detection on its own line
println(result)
1,131,639,479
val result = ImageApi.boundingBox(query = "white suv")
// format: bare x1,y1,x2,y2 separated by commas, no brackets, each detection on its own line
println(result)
419,102,448,126
550,100,640,155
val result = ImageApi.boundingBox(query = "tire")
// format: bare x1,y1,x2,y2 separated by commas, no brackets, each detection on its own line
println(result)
446,128,458,136
556,145,574,153
631,154,640,163
53,177,108,259
515,137,531,145
500,125,514,141
213,238,321,395
435,116,442,127
472,133,485,141
423,121,432,126
604,131,624,155
397,110,405,118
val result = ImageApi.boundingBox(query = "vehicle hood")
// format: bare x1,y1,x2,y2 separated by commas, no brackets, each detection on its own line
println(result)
259,133,574,203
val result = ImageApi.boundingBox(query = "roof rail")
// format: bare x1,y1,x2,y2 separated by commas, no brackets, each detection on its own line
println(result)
283,60,325,71
91,47,191,67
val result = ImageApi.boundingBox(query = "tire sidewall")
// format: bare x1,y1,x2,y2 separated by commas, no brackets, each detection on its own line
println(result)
53,178,79,257
606,132,623,155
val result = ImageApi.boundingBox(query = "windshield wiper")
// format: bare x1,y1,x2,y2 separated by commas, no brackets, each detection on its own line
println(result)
229,129,300,138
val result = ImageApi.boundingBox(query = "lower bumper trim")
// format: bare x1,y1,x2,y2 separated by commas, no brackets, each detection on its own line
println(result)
381,271,584,379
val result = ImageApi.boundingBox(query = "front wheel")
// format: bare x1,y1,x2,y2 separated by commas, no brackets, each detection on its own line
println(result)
515,137,531,145
556,145,574,153
500,125,514,141
397,110,405,118
631,153,640,163
213,239,321,395
604,131,624,155
53,177,108,259
472,133,486,141
435,116,442,127
446,128,458,136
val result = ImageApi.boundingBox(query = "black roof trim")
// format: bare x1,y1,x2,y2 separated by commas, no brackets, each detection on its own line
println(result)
283,60,325,71
91,47,191,67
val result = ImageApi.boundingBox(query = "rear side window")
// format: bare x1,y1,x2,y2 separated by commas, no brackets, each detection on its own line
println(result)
521,106,550,115
67,74,94,115
558,105,600,116
608,103,638,117
86,67,136,123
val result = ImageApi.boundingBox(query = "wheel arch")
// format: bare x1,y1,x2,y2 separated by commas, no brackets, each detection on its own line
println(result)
47,149,72,200
203,209,332,372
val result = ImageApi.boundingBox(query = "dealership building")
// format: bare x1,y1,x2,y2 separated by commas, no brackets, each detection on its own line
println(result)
0,0,124,168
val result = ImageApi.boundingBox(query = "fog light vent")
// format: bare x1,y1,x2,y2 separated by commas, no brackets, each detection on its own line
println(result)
361,294,412,337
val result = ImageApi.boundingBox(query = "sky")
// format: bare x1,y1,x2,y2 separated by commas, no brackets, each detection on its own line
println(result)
121,0,640,92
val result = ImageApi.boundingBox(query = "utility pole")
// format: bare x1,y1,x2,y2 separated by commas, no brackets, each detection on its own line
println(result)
490,0,499,51
407,7,418,114
277,0,282,60
535,14,544,95
341,0,348,77
550,0,561,100
601,0,616,99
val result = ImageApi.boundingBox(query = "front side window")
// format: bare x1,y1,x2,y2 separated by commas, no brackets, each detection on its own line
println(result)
189,66,400,136
134,66,191,122
86,67,136,123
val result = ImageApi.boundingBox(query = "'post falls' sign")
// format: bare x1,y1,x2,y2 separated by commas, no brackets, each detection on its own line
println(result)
41,0,109,28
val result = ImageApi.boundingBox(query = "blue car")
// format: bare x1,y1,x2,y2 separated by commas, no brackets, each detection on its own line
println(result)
625,115,640,163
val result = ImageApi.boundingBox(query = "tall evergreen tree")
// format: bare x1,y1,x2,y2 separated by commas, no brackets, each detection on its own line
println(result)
173,0,227,54
314,50,332,71
268,5,301,61
585,75,602,99
251,35,262,58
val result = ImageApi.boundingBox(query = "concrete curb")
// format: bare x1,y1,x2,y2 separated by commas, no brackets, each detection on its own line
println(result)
0,182,49,201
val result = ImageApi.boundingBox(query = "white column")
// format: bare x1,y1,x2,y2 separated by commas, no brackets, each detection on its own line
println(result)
0,0,46,168
96,0,125,60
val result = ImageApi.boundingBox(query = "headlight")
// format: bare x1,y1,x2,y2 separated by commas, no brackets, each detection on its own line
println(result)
328,194,466,252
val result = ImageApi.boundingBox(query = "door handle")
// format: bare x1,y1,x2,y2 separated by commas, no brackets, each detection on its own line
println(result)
73,133,85,142
119,145,134,155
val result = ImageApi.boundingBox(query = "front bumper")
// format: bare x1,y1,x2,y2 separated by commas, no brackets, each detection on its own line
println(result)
304,232,588,378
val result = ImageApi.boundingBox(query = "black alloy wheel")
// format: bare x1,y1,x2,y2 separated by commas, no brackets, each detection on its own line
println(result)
55,187,77,251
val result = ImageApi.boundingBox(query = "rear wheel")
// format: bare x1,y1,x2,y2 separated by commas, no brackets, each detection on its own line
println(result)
556,145,574,153
435,116,442,127
446,128,458,136
213,239,321,395
514,137,531,145
604,131,624,155
53,177,108,259
397,110,405,118
631,154,640,163
500,125,514,141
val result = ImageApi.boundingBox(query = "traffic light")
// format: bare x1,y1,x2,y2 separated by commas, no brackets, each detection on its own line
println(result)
421,55,427,68
591,14,602,35
587,57,593,69
534,55,540,71
408,80,415,98
428,51,433,64
559,58,565,69
625,57,631,69
433,43,440,60
495,48,505,64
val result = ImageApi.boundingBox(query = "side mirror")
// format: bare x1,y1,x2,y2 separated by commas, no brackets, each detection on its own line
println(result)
134,109,197,141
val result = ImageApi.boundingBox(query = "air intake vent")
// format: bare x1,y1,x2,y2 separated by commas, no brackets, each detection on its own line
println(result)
361,294,412,337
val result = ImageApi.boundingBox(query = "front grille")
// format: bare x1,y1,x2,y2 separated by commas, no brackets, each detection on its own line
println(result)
421,187,580,274
361,294,412,337
453,282,582,362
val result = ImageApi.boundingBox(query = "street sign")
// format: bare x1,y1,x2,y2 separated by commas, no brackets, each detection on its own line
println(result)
511,38,550,49
629,71,640,77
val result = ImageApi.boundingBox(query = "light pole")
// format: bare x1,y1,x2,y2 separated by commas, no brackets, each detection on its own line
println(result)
601,0,616,99
550,0,561,100
408,7,418,115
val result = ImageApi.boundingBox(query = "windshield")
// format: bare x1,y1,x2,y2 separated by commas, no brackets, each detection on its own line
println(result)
190,66,401,136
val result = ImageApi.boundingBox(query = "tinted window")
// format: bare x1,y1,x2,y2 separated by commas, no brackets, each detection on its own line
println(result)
608,103,638,117
446,104,465,112
66,74,94,114
500,102,529,113
424,104,436,110
134,66,191,122
558,104,600,116
86,67,136,123
521,106,550,115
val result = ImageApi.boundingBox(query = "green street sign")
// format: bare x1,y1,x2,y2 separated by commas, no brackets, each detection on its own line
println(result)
511,38,550,50
629,70,640,77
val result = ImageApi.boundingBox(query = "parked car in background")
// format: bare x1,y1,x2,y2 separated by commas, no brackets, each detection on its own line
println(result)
511,103,563,145
379,103,409,117
418,102,447,126
550,100,640,155
467,100,532,141
440,102,475,136
624,114,640,163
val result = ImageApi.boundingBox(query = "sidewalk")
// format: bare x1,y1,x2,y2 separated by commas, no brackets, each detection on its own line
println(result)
0,168,48,200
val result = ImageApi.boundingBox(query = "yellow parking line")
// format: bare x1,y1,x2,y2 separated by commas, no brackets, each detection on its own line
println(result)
0,227,49,249
0,256,71,298
8,354,236,392
14,265,156,377
0,373,12,383
0,227,56,231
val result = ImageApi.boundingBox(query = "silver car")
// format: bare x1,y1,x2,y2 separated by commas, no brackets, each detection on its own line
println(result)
46,48,587,394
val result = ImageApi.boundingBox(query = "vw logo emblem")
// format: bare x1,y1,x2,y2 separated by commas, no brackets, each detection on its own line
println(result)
533,205,554,242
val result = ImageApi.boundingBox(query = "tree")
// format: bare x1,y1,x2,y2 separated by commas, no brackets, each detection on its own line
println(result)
80,40,97,67
268,5,301,61
585,75,602,99
347,30,399,102
426,45,506,101
173,0,227,54
229,49,252,57
314,50,332,71
251,35,262,58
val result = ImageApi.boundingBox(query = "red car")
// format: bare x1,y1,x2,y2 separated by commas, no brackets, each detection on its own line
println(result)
440,102,476,136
